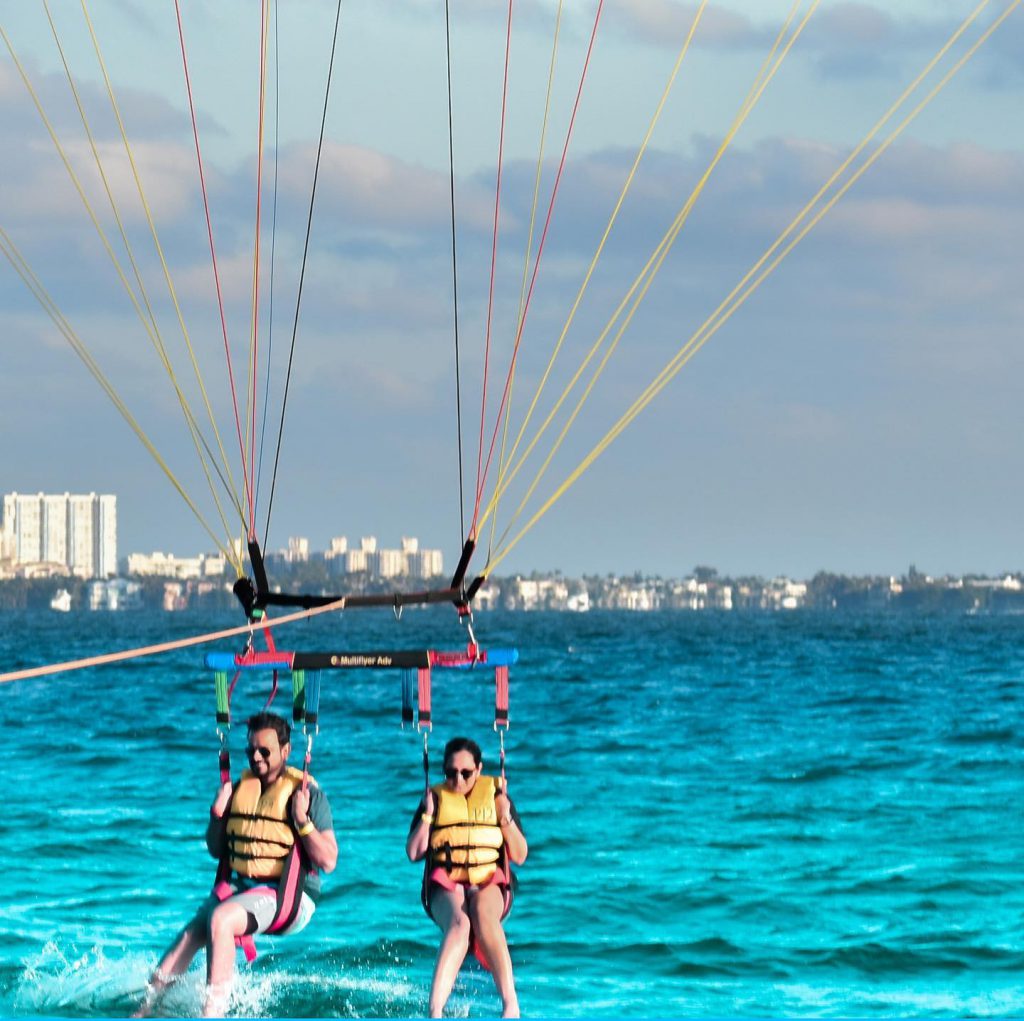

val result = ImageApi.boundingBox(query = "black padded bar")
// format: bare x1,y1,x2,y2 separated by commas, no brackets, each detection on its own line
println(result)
449,538,476,592
292,649,433,670
257,587,464,611
464,575,485,603
248,539,271,596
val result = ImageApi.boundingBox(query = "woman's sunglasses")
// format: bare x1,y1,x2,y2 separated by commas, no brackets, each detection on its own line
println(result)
443,767,476,781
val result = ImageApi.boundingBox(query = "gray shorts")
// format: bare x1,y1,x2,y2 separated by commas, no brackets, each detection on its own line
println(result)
194,880,316,936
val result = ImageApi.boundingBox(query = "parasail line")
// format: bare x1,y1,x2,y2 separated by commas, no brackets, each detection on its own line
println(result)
173,0,252,526
1,14,244,549
246,0,273,538
255,0,282,530
472,0,516,534
263,0,345,547
0,227,241,570
483,0,1016,574
444,0,467,548
484,0,708,533
79,0,243,538
479,0,809,539
487,0,565,562
472,0,605,534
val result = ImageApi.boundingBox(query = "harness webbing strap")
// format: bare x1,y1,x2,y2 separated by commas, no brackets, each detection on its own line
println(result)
218,742,231,787
417,667,432,730
304,671,321,729
215,670,232,784
264,669,279,710
291,670,306,724
495,664,509,728
215,670,230,724
422,730,431,796
301,671,321,791
401,669,415,726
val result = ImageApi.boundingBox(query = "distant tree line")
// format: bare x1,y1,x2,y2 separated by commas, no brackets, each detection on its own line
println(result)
2,564,1022,613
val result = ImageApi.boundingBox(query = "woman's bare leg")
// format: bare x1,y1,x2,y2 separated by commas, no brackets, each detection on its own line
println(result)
468,885,518,1018
428,886,471,1018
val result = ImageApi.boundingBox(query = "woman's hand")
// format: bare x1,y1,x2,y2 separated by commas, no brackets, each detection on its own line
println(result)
406,789,435,862
495,785,512,825
495,778,528,865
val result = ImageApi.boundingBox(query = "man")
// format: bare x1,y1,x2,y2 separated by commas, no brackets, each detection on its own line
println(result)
135,711,337,1017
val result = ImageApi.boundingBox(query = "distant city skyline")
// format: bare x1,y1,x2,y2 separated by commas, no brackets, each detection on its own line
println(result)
4,484,1024,582
2,4,1022,581
1,491,117,579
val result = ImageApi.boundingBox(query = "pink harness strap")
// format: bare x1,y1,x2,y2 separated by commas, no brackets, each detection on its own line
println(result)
427,866,510,972
212,881,278,963
428,865,506,892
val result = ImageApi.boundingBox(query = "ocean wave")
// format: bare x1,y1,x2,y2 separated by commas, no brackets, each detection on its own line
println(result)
811,940,977,975
945,726,1015,746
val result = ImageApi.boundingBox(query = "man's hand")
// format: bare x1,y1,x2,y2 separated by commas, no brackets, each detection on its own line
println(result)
292,787,311,827
212,781,232,817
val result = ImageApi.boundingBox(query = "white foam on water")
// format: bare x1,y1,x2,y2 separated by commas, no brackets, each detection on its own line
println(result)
776,980,1024,1017
13,940,164,1013
227,960,420,1017
12,939,437,1017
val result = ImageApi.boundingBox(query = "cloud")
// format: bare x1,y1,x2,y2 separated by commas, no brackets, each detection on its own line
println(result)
614,1,766,49
611,2,1024,87
3,4,1022,573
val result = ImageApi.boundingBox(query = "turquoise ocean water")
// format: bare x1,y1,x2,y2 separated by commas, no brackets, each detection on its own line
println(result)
1,607,1022,1017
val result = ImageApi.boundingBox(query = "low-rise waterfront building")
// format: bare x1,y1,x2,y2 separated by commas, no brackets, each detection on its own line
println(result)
87,577,142,610
127,551,227,579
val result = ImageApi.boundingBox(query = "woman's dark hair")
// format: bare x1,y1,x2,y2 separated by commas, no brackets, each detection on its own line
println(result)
443,736,482,768
247,711,291,747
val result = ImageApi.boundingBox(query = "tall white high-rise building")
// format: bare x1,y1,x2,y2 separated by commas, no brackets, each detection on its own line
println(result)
1,492,117,578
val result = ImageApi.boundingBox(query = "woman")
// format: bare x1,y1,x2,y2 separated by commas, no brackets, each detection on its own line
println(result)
406,737,528,1018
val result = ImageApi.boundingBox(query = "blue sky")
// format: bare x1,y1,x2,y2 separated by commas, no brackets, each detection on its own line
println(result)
1,1,1022,580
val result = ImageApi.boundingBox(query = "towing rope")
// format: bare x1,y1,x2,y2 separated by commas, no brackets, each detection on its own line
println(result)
0,598,346,686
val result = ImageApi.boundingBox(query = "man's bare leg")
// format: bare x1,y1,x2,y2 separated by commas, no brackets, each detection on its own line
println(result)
202,901,250,1018
132,919,206,1017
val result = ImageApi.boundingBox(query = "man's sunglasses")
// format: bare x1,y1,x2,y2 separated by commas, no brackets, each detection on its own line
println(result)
246,745,275,760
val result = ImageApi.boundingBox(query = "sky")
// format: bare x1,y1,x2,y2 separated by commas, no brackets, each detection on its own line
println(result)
1,0,1022,581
